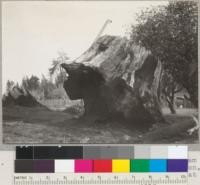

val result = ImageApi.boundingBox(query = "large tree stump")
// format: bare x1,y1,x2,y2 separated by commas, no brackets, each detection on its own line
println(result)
61,35,164,128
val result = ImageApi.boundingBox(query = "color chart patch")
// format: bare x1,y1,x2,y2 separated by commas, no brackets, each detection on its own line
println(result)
149,159,167,172
15,145,188,173
112,160,130,173
75,160,93,173
130,159,149,172
93,160,112,172
55,160,74,173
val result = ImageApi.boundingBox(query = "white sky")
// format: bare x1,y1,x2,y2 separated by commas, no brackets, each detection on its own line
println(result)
2,1,168,92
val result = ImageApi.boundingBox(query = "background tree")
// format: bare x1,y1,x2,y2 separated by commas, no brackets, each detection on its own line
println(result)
49,51,70,86
28,75,40,90
40,75,55,99
55,73,65,87
6,80,15,93
130,1,198,107
21,75,40,91
161,71,183,114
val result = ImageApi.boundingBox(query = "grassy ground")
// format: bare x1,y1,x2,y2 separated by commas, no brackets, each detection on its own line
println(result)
2,105,199,144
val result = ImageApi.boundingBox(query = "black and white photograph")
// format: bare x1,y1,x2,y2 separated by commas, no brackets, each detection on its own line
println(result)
2,0,199,144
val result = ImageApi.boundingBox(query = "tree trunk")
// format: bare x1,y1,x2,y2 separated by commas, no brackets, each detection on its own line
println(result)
61,35,164,129
187,88,198,108
166,93,176,114
167,100,176,114
183,64,198,108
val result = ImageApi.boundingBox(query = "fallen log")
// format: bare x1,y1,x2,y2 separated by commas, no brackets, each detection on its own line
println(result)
61,35,164,128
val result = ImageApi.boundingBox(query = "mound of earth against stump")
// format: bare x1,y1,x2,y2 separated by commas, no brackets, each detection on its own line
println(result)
61,35,165,129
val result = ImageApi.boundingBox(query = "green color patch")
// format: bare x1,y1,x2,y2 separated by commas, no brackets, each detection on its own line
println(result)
130,159,150,172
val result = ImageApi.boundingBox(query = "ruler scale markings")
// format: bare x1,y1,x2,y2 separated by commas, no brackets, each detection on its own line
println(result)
13,173,188,185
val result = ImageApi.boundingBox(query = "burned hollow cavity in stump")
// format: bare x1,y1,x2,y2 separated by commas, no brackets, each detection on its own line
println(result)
61,35,164,129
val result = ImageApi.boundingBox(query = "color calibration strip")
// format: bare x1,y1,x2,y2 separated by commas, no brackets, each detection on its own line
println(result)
15,159,188,173
15,146,188,173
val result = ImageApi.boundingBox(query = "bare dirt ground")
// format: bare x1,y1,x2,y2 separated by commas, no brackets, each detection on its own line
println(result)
2,105,199,144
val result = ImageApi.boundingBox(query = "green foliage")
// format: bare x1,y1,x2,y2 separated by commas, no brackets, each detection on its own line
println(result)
130,1,198,107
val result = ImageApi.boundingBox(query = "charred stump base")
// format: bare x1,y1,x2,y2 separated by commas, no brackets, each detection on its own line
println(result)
61,63,163,129
61,35,164,129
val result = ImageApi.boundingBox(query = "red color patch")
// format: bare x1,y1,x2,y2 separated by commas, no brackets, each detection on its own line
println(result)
93,160,112,172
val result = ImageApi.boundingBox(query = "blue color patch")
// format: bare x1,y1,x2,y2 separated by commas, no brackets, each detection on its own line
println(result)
150,159,167,172
167,159,188,172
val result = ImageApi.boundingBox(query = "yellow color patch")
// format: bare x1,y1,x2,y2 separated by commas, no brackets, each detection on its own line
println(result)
112,159,130,172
